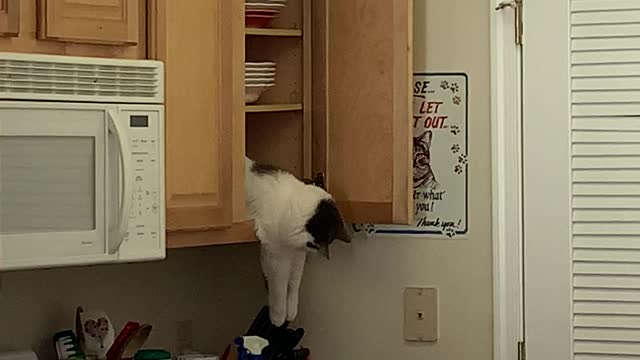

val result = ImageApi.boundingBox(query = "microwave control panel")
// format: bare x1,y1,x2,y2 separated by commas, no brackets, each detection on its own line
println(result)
120,109,163,253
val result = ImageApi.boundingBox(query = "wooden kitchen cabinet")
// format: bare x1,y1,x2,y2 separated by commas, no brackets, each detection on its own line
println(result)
148,0,242,234
38,0,139,45
0,0,146,58
151,0,413,247
0,0,20,37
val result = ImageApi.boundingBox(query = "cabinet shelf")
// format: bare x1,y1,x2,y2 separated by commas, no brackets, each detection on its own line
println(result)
246,104,303,113
245,28,302,37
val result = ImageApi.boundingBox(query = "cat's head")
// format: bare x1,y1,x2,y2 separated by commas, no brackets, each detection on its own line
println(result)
304,198,351,259
413,129,434,185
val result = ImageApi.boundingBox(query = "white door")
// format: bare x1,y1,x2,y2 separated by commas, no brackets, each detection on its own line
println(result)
0,103,120,270
523,0,640,358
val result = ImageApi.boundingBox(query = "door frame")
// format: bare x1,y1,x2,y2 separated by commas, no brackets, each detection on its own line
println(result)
521,0,573,358
490,0,523,359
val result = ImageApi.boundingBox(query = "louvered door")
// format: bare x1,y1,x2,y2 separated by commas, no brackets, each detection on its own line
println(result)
524,0,640,359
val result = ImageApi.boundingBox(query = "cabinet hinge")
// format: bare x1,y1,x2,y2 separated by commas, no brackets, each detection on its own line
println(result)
496,0,523,46
518,341,526,360
302,172,326,190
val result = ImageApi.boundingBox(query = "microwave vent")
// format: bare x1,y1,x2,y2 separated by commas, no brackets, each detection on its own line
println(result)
0,52,163,104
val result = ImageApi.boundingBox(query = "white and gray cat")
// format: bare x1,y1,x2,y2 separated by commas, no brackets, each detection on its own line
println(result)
245,156,351,326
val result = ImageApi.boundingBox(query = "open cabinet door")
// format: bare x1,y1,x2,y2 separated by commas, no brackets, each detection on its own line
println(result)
313,0,413,224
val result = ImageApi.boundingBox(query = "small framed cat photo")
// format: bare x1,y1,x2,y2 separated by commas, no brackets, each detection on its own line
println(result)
363,72,469,239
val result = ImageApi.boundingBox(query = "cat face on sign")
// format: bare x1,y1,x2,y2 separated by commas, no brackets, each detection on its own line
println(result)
413,129,436,189
304,198,351,259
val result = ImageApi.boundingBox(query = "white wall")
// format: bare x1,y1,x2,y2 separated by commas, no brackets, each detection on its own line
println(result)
298,1,494,358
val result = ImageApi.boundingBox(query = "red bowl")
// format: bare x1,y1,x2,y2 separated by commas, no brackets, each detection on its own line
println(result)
245,14,276,28
245,9,279,16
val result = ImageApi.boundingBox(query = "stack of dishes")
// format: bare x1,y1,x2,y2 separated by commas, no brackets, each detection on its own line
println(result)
245,62,275,104
245,0,287,28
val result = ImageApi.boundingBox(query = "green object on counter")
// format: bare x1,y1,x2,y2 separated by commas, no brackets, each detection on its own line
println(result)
53,330,86,360
134,350,171,360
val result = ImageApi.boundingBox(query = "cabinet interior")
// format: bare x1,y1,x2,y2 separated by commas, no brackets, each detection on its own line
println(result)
244,0,310,179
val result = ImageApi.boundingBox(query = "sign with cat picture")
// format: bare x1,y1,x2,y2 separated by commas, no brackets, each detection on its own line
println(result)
354,73,468,238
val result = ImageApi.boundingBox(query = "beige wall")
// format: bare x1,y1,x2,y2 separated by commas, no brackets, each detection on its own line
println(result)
1,1,491,359
297,0,494,359
0,244,265,359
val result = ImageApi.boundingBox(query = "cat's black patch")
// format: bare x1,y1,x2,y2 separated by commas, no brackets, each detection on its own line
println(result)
251,161,283,175
305,199,342,247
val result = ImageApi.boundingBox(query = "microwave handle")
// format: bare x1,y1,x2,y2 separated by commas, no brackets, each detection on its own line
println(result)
107,110,133,254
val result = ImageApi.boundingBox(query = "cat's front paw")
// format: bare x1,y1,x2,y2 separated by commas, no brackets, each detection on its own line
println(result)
286,306,298,323
270,308,286,327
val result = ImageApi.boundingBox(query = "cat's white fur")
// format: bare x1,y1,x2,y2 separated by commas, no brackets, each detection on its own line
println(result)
245,157,332,326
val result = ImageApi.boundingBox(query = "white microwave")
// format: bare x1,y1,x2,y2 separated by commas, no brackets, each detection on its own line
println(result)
0,52,165,271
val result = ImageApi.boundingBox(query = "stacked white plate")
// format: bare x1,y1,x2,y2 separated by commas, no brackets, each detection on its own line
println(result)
245,0,287,28
245,62,276,104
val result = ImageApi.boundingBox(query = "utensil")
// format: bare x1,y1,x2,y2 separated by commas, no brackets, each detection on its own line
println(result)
106,322,152,360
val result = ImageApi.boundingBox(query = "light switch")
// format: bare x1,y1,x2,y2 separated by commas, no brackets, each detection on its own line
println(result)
404,287,438,342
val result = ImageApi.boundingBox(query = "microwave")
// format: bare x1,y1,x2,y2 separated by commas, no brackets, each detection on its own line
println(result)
0,52,165,271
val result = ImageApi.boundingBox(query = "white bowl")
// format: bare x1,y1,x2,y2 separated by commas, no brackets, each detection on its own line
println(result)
245,83,274,103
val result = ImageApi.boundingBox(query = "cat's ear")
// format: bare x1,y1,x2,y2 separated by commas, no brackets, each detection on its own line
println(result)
415,129,428,142
424,130,433,146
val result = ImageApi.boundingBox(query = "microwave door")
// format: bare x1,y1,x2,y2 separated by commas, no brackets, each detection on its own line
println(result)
0,104,112,270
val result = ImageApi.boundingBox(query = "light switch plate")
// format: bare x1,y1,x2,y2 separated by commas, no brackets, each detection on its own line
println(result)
404,287,438,342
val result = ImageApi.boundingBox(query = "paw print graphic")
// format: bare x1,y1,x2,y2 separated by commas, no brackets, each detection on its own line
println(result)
352,223,376,234
458,154,468,165
452,96,462,105
451,144,460,154
440,80,449,90
450,125,460,135
443,226,456,238
455,164,464,174
450,83,460,93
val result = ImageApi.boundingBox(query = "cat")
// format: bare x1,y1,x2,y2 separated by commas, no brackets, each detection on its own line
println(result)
413,129,439,190
245,156,351,326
